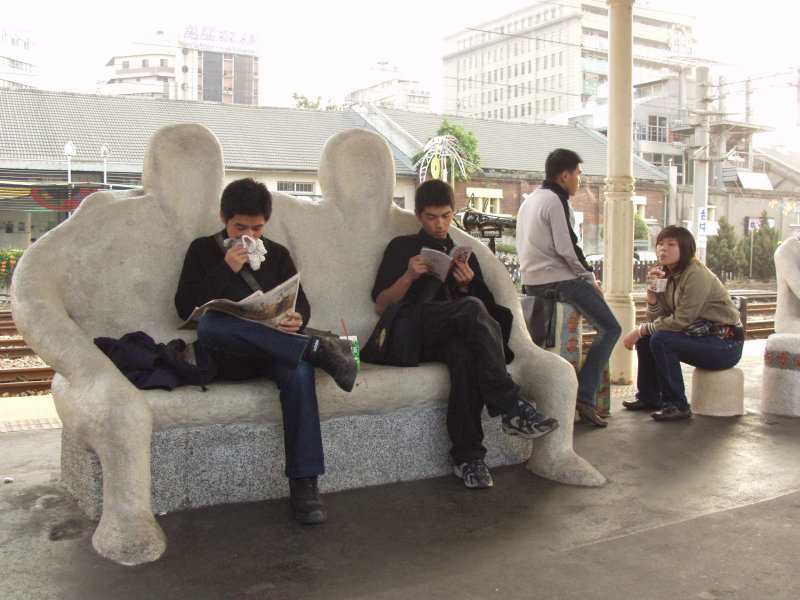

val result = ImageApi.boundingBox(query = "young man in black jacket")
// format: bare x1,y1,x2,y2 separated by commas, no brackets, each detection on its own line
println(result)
368,179,558,489
175,178,356,524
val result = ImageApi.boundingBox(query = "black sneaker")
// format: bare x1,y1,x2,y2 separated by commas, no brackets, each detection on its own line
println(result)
454,458,493,489
304,336,357,392
289,476,328,524
501,399,559,439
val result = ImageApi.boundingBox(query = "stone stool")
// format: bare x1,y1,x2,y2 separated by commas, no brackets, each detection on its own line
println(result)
691,367,744,416
761,333,800,416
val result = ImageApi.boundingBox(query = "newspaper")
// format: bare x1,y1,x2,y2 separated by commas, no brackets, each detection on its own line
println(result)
178,272,300,330
419,245,473,281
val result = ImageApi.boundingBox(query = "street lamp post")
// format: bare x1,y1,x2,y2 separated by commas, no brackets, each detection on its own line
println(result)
63,141,76,217
63,141,76,184
100,145,110,185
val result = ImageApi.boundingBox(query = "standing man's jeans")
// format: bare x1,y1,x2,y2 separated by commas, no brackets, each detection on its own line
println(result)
635,332,743,411
196,311,325,479
524,278,621,407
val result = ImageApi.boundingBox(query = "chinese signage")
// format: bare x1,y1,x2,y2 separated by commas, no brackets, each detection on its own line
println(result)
183,25,258,56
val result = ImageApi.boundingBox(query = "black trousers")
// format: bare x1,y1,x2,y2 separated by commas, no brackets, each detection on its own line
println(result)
417,296,521,464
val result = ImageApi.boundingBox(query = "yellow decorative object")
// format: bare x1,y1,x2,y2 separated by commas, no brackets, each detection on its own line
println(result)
431,154,441,180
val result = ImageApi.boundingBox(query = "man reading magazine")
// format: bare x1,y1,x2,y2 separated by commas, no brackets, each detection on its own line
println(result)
366,179,558,490
175,178,356,524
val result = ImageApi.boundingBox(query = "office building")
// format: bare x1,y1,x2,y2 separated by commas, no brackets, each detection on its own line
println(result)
98,27,259,104
1,29,36,90
443,0,694,122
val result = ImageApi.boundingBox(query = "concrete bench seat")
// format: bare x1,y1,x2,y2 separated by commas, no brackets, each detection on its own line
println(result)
12,124,603,566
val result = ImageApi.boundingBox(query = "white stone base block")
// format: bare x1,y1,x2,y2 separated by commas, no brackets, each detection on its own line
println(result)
761,333,800,416
691,367,744,416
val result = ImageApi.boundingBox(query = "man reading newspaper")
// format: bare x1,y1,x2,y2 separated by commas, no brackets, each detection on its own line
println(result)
175,178,356,524
367,179,558,490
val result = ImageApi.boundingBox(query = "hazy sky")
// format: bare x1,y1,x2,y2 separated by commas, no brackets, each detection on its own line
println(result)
5,0,799,142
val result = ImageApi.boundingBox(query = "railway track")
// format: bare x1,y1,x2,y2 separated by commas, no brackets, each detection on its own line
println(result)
0,310,53,395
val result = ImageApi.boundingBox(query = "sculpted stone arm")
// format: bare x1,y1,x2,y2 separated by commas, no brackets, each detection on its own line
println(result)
12,266,132,390
774,238,800,335
775,239,800,297
12,254,166,566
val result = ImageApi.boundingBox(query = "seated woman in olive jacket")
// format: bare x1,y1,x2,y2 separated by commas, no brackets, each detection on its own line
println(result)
622,226,744,421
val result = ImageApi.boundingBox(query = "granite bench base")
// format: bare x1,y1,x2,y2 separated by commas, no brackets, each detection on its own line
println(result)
61,405,534,520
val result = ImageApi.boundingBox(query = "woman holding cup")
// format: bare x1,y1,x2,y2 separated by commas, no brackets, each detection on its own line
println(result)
621,226,745,421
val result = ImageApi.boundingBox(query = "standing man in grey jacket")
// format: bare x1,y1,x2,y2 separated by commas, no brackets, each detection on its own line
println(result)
516,149,621,427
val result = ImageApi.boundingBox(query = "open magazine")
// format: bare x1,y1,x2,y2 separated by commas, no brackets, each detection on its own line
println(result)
420,245,473,282
179,272,301,330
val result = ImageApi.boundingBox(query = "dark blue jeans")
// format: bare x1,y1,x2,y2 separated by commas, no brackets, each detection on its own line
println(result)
635,331,744,411
196,311,324,479
525,279,621,407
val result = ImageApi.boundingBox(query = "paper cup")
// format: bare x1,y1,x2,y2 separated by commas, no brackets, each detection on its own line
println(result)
340,335,360,371
648,277,667,293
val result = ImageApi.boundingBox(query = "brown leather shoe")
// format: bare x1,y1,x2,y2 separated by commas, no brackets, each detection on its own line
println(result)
650,406,692,421
622,399,664,411
576,401,607,427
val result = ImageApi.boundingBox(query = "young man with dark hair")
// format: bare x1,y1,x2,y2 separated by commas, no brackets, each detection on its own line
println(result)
517,149,621,427
175,177,357,524
368,178,558,489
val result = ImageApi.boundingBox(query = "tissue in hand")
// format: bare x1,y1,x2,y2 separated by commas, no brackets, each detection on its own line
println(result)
240,235,267,270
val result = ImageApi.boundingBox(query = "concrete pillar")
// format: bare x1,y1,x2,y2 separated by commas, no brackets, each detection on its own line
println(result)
604,0,635,383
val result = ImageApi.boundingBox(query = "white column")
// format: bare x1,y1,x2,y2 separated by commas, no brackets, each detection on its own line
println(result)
604,0,635,383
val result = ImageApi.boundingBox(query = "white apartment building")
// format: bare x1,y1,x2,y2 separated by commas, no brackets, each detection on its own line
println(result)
442,0,694,122
98,27,258,105
1,30,36,90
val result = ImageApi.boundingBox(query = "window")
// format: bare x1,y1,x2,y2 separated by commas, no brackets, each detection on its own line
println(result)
142,59,149,67
647,115,668,142
633,122,647,141
122,60,129,69
277,182,315,194
160,59,168,67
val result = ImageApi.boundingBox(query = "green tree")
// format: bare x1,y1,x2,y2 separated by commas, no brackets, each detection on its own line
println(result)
736,210,781,281
292,93,340,111
634,213,649,239
413,118,481,182
707,216,746,279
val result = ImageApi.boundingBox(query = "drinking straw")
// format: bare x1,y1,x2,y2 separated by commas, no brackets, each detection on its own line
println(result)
341,318,350,340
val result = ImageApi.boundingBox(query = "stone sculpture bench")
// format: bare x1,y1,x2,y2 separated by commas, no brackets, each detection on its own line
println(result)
11,124,603,566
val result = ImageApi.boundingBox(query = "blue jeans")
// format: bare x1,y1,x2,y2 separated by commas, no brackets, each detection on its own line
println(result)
525,279,621,406
196,311,324,479
635,331,743,411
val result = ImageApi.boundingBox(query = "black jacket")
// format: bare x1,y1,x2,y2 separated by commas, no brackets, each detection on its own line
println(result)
366,230,514,365
174,231,310,327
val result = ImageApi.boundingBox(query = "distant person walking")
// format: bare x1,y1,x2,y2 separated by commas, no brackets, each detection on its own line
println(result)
621,226,745,421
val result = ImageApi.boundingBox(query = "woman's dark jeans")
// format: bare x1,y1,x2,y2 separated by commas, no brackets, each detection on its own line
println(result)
635,331,743,411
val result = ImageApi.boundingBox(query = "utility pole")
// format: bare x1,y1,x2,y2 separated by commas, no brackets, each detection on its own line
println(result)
691,67,712,264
